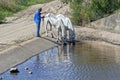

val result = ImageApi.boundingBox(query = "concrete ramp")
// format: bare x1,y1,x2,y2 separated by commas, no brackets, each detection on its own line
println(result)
0,37,58,74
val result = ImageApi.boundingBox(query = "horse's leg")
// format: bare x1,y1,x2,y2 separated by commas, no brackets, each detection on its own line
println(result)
72,31,76,45
50,23,54,38
45,19,49,37
61,25,67,45
56,29,59,42
47,21,54,38
64,27,67,44
69,29,75,45
58,28,62,42
56,27,62,42
69,29,72,43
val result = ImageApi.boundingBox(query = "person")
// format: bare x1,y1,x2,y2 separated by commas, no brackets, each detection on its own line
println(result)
34,8,45,37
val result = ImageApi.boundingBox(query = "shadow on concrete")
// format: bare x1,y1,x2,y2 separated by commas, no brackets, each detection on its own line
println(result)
42,37,61,45
42,36,81,46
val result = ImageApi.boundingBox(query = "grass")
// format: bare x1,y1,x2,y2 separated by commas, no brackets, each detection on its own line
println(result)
0,0,53,23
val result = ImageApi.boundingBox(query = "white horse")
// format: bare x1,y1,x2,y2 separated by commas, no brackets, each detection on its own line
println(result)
56,14,75,44
44,13,75,45
44,13,65,43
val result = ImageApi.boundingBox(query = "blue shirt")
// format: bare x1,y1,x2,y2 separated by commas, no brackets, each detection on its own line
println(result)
34,10,41,24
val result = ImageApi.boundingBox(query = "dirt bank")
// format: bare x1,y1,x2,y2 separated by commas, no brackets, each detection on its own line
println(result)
75,27,120,45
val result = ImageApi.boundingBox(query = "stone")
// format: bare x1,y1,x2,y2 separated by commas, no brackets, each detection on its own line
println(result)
24,67,28,70
10,68,19,73
28,71,32,74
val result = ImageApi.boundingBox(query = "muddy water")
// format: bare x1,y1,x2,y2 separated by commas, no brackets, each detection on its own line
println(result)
1,42,120,80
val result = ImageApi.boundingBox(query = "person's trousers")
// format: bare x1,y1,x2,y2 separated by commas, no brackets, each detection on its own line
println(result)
36,22,40,37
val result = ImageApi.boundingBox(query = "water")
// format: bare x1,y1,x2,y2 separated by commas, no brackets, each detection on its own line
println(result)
1,43,120,80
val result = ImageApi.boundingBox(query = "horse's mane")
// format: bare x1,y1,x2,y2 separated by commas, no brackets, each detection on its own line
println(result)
46,13,57,19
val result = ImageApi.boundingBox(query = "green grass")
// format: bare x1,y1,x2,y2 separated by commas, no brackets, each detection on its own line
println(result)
114,9,120,13
60,0,120,26
0,0,53,23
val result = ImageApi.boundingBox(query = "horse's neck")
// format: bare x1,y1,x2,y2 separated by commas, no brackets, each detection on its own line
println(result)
66,18,74,30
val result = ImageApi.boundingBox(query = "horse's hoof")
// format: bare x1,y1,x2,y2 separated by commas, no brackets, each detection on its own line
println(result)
69,41,72,43
72,42,75,45
63,43,67,45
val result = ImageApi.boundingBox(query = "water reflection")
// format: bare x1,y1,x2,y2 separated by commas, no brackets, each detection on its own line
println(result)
1,43,120,80
35,46,72,65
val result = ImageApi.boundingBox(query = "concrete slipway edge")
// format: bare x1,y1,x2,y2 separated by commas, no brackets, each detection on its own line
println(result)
0,37,59,74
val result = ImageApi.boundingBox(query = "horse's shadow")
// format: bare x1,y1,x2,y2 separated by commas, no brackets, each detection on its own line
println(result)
42,36,80,46
42,36,61,45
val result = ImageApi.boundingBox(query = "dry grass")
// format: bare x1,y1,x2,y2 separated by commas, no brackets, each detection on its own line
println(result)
0,0,16,8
